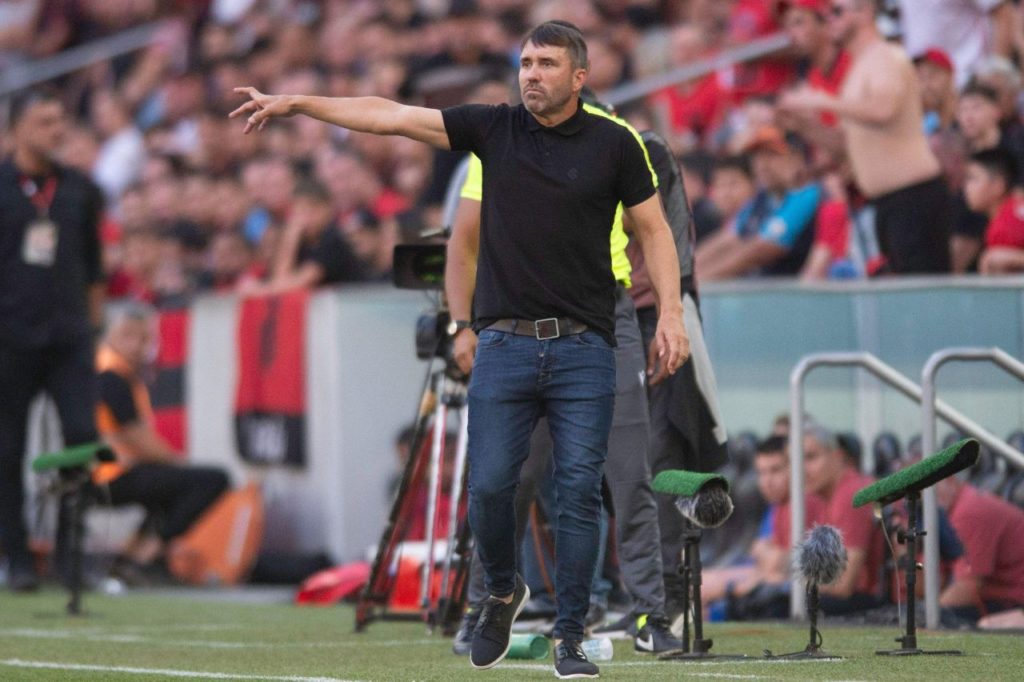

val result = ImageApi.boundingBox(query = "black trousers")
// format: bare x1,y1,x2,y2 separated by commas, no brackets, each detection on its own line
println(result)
103,463,229,541
872,176,952,274
0,341,97,565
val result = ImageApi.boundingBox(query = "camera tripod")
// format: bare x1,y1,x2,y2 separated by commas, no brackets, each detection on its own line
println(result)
355,363,473,634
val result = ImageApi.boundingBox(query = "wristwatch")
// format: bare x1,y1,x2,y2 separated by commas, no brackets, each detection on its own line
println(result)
447,319,471,335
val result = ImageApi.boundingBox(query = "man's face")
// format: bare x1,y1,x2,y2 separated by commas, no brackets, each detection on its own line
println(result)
711,167,756,218
784,8,824,56
519,42,585,117
956,94,1001,143
14,100,67,161
108,318,154,369
963,162,1007,214
755,451,791,505
916,62,953,113
751,149,795,193
826,0,861,46
803,434,838,496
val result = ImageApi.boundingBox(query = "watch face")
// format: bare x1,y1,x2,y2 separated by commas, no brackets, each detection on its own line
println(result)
447,320,459,335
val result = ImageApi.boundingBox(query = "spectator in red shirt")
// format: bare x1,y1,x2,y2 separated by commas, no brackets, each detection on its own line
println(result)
775,0,851,153
963,148,1024,274
703,435,825,606
803,424,885,613
936,474,1024,622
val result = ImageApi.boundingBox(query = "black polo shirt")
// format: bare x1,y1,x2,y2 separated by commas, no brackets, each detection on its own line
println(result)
442,101,656,344
0,158,104,349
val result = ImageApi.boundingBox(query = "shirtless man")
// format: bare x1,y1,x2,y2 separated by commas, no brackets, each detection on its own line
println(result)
779,0,951,274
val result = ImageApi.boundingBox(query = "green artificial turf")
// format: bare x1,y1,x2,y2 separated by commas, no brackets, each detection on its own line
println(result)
1,588,1022,681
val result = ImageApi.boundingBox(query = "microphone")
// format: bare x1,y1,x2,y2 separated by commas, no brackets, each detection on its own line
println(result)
674,481,734,529
795,525,848,586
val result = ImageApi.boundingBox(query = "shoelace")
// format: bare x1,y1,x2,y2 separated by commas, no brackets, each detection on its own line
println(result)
561,641,588,661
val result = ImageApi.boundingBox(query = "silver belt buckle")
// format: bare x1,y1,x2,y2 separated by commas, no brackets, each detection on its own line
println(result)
535,318,560,340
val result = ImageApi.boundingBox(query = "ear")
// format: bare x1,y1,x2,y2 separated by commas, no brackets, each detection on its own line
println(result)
572,68,588,93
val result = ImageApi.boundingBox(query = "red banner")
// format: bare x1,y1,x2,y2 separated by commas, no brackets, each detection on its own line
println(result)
151,305,190,456
234,290,309,466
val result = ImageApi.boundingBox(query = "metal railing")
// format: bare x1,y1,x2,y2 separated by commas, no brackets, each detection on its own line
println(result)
920,348,1024,629
0,21,166,98
788,351,1023,620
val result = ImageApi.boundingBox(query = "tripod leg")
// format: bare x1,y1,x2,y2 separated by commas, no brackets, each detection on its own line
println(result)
438,404,469,620
421,391,448,622
689,530,712,653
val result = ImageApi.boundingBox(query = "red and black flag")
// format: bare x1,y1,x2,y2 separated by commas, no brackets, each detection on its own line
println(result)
234,290,308,467
150,303,191,456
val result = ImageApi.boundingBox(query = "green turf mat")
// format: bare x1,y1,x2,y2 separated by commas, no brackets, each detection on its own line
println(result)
1,589,1021,681
853,439,979,508
651,470,729,497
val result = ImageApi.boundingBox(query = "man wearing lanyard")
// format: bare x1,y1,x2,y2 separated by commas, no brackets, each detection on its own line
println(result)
0,87,105,591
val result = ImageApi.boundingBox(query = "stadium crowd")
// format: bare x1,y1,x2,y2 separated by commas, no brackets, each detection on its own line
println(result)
2,0,1024,308
2,0,1024,629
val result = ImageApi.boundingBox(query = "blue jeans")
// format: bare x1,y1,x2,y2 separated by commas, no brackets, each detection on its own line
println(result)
467,328,615,640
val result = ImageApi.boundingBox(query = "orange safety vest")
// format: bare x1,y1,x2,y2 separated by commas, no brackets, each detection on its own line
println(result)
93,344,154,484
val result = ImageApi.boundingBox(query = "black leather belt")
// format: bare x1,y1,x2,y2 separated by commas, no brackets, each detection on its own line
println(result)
486,317,588,340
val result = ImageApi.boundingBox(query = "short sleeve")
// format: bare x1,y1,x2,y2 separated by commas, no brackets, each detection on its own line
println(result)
99,371,139,427
442,104,503,154
615,128,657,208
460,154,483,202
758,184,821,249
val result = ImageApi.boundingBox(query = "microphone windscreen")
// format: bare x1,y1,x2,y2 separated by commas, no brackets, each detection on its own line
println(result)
673,482,734,529
795,525,847,586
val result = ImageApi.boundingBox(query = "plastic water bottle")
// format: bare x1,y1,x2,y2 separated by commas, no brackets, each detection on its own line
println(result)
580,637,614,662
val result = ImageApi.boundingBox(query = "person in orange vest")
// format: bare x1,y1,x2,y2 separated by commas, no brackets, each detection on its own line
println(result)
95,303,229,580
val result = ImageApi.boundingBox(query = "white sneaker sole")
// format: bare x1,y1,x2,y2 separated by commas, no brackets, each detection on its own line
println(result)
470,583,531,670
555,670,599,679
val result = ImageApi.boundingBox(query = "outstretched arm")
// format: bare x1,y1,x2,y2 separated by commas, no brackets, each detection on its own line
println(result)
229,88,451,149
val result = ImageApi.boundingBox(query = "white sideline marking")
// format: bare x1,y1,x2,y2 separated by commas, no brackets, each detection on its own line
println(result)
499,663,771,679
0,628,434,649
0,659,361,682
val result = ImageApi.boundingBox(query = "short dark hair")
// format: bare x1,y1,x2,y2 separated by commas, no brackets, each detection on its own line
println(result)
960,80,1000,105
714,155,753,179
756,435,789,457
969,148,1018,189
521,21,589,71
9,85,62,126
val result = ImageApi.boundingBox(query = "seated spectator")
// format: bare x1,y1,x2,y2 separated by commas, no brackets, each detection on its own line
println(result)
708,155,757,237
680,151,723,243
963,148,1024,274
94,304,230,579
696,127,821,280
703,436,825,614
915,48,959,137
800,156,878,279
196,230,259,292
242,178,368,295
935,473,1024,624
803,424,884,614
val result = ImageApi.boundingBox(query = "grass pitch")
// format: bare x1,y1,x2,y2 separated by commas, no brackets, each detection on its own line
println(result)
1,588,1022,681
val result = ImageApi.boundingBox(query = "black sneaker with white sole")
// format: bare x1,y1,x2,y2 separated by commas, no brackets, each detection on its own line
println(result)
554,639,599,679
633,614,683,654
470,574,530,669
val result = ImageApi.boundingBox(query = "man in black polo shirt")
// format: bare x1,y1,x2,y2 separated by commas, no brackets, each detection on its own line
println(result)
232,21,689,677
0,87,105,591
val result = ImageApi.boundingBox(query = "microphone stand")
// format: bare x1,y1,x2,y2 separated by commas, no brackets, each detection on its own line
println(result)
876,491,961,656
660,520,749,662
764,580,841,660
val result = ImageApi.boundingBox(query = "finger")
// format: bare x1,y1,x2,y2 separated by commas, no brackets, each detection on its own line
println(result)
646,339,659,379
228,100,258,118
233,86,259,97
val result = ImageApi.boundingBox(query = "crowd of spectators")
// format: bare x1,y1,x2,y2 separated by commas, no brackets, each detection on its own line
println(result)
2,0,1024,312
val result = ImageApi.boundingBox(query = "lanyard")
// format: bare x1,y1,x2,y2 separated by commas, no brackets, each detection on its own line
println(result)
19,176,58,217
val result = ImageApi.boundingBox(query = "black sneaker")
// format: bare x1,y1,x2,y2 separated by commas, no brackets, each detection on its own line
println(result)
554,639,599,679
470,574,530,669
634,614,683,653
452,605,480,656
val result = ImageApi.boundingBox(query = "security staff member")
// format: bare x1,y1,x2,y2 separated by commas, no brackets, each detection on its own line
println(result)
0,87,105,591
231,20,688,678
625,129,730,622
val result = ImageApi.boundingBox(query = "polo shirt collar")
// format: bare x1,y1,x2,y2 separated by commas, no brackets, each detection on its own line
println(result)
526,100,586,136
